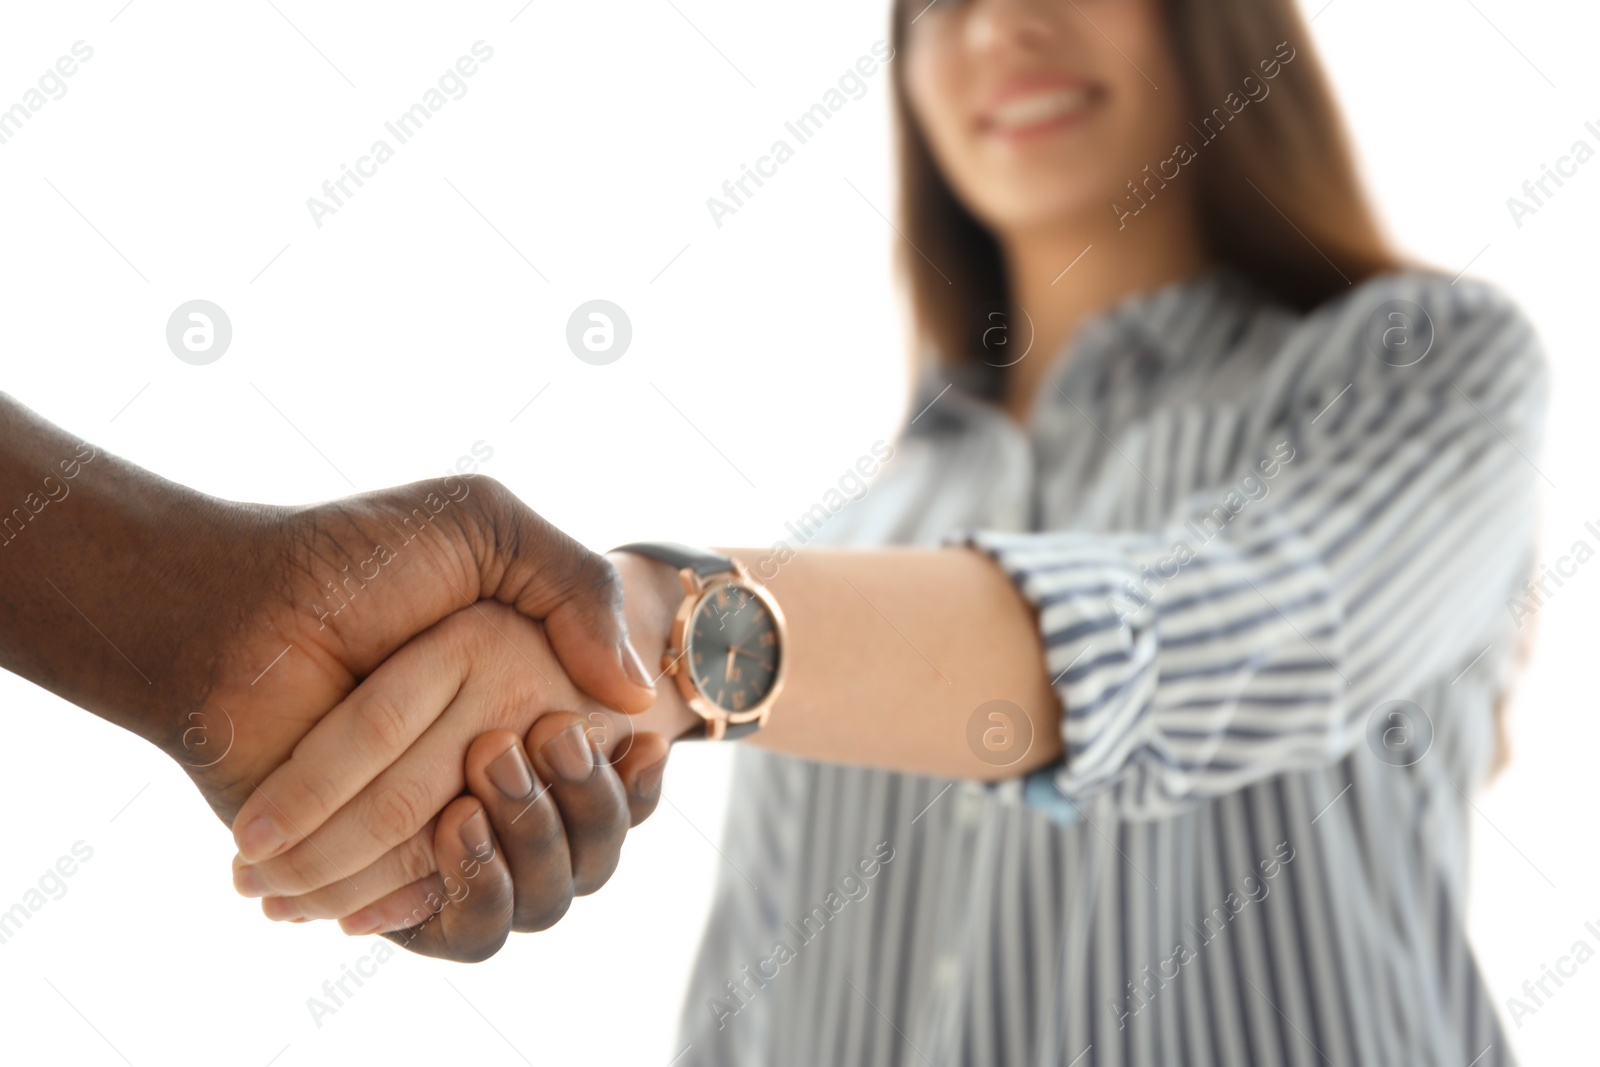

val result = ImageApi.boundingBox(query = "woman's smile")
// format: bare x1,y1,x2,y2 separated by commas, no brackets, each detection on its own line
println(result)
978,77,1105,142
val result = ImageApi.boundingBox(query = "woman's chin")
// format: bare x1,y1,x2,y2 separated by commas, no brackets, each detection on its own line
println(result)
977,187,1119,240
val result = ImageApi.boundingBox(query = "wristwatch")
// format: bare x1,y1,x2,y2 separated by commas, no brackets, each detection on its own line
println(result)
611,542,787,740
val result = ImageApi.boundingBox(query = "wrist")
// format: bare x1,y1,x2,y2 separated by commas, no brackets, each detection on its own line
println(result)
608,551,699,741
30,484,278,749
105,492,284,752
140,496,286,736
0,396,297,757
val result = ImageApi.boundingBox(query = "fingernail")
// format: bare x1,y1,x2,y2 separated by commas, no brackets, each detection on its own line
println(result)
632,757,667,804
542,723,594,783
236,815,285,863
487,744,535,800
621,637,654,690
234,865,268,898
262,896,303,922
459,807,493,857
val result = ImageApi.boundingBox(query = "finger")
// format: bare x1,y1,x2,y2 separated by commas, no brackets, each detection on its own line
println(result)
269,738,667,930
235,720,472,899
235,678,572,900
564,709,668,826
258,821,438,923
230,624,470,864
463,731,577,931
460,480,654,714
522,713,630,896
361,796,514,963
610,731,671,827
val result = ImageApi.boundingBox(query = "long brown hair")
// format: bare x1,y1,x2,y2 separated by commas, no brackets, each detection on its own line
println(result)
889,0,1404,365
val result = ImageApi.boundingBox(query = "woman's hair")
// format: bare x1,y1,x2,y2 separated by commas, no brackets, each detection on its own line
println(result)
889,0,1406,365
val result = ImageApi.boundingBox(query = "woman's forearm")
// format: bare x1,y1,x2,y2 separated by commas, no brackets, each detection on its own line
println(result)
614,547,1064,781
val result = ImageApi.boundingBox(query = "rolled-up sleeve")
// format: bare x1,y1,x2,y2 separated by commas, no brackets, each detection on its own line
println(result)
964,276,1547,820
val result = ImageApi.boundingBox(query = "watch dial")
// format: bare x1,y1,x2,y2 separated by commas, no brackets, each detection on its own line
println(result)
686,583,780,713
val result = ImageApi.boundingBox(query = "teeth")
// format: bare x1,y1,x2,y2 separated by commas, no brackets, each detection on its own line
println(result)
990,89,1091,131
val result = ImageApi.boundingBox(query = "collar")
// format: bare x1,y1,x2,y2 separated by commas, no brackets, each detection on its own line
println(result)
1102,262,1268,367
908,263,1279,433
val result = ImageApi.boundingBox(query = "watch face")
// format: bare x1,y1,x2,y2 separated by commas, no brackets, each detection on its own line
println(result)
686,582,781,713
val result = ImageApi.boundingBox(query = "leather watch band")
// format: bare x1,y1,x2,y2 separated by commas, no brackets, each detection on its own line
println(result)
611,541,733,579
721,719,764,740
692,717,763,741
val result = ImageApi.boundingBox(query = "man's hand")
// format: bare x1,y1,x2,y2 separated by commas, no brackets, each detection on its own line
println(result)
0,394,655,838
184,475,660,853
359,720,670,963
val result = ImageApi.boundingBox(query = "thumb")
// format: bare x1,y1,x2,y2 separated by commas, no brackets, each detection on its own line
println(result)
456,477,655,714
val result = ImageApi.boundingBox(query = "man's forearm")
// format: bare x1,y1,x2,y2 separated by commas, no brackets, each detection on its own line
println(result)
615,547,1064,781
0,394,271,747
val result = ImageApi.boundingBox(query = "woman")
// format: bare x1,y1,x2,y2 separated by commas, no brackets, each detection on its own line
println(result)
235,0,1544,1061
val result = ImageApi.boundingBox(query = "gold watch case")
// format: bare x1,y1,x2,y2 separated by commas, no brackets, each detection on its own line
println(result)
658,558,787,740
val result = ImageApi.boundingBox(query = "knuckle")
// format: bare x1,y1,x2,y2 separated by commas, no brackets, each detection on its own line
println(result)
516,512,603,600
395,831,438,887
458,475,620,617
436,602,511,659
371,777,431,843
296,895,339,922
584,550,623,592
468,473,508,506
567,778,630,846
272,844,326,895
296,880,357,921
512,795,566,853
356,692,412,754
457,475,513,540
577,552,625,612
434,605,482,643
284,763,342,824
567,805,626,852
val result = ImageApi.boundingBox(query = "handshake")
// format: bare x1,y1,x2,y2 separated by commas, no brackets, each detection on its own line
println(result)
208,482,708,963
226,604,669,962
1,395,702,963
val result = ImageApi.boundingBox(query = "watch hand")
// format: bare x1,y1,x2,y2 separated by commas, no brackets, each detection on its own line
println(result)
724,646,736,682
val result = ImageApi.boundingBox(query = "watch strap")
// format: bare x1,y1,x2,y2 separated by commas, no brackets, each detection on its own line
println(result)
611,541,733,579
685,717,764,741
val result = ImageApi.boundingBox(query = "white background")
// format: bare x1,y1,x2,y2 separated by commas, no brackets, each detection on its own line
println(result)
0,1,1594,1064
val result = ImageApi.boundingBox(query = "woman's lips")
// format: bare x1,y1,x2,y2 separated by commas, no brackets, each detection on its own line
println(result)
980,84,1103,141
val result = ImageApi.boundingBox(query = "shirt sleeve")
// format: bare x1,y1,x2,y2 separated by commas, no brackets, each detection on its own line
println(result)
962,274,1547,821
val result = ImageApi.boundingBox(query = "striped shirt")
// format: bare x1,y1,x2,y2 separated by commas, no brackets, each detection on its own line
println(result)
677,266,1546,1066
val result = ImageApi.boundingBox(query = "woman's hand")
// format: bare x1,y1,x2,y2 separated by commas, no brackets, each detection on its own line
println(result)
233,601,672,960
